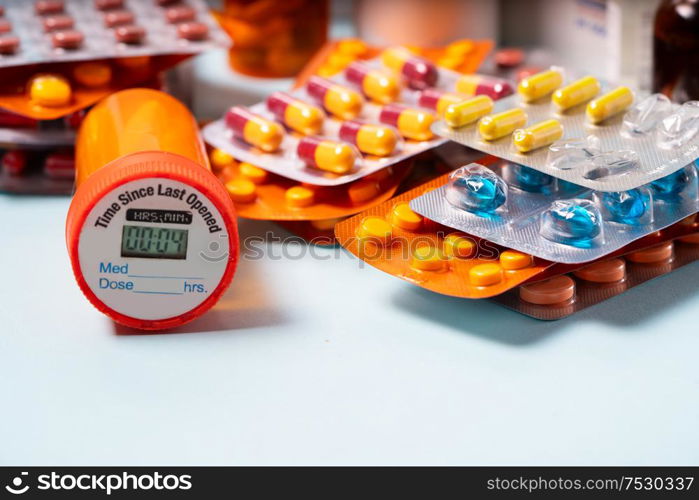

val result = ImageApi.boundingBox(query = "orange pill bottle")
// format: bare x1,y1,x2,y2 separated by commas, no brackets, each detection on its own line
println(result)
66,89,239,330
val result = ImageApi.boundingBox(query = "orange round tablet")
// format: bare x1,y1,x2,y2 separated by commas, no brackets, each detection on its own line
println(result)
500,250,532,270
573,258,626,283
519,275,576,305
627,241,673,264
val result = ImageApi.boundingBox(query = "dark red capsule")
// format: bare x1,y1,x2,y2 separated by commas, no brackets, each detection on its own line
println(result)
43,15,74,32
94,0,124,10
44,151,75,179
0,35,19,54
51,30,83,49
0,19,10,34
104,10,134,28
166,6,196,24
0,109,38,128
114,25,145,44
2,150,28,176
177,22,209,41
35,0,65,15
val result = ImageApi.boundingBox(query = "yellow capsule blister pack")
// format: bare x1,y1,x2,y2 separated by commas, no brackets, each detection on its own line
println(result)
433,68,699,192
201,44,506,187
334,171,555,299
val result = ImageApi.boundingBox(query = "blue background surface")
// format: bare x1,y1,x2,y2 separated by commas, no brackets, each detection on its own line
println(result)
1,193,698,465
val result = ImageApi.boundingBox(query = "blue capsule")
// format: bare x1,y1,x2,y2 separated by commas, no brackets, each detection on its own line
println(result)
540,199,602,247
602,189,649,225
446,165,507,216
511,164,555,193
649,168,690,200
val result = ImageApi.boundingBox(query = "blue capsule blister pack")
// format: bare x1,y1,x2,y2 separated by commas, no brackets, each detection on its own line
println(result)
409,161,699,264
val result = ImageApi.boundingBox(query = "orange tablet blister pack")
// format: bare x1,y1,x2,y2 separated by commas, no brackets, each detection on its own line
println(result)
209,147,411,221
334,172,555,299
0,55,185,120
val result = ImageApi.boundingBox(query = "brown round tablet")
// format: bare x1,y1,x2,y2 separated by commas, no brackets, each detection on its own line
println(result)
177,21,208,41
574,258,626,283
0,36,19,55
104,10,134,28
520,275,576,305
95,0,124,10
51,30,83,49
166,6,196,23
114,25,145,44
0,19,11,34
627,241,674,264
43,15,74,32
677,232,699,245
35,0,65,15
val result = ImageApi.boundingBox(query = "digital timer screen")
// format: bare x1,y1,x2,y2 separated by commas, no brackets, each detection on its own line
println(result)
121,225,188,259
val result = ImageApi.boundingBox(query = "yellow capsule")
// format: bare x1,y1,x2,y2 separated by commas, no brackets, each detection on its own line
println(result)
513,119,564,153
390,202,423,231
499,250,533,270
586,86,634,124
517,69,563,102
339,121,399,157
469,263,504,286
552,76,601,111
298,137,357,175
225,178,257,203
72,62,113,88
306,76,364,120
357,216,393,245
411,244,447,272
478,108,527,141
347,178,381,204
209,148,235,170
346,62,400,104
380,105,434,141
443,233,476,259
285,186,315,208
29,74,72,107
444,95,494,128
267,92,324,135
226,107,284,153
239,162,268,184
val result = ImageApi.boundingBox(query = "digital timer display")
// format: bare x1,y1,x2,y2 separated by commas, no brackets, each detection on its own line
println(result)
121,225,188,259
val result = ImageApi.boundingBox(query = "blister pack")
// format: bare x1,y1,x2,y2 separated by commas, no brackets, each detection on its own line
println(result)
432,68,699,192
0,108,80,147
409,160,699,263
209,146,411,221
202,46,514,187
0,145,74,194
0,0,228,119
334,167,555,299
0,0,228,67
492,223,699,320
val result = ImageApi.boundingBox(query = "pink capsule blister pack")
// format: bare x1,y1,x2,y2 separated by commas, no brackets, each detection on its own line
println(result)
0,0,229,66
202,47,516,187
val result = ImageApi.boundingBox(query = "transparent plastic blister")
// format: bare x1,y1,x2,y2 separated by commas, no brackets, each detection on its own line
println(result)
432,69,699,192
0,0,229,68
201,58,479,187
409,161,699,264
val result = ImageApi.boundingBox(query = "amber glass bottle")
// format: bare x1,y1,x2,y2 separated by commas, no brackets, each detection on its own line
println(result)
653,0,699,101
220,0,329,78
